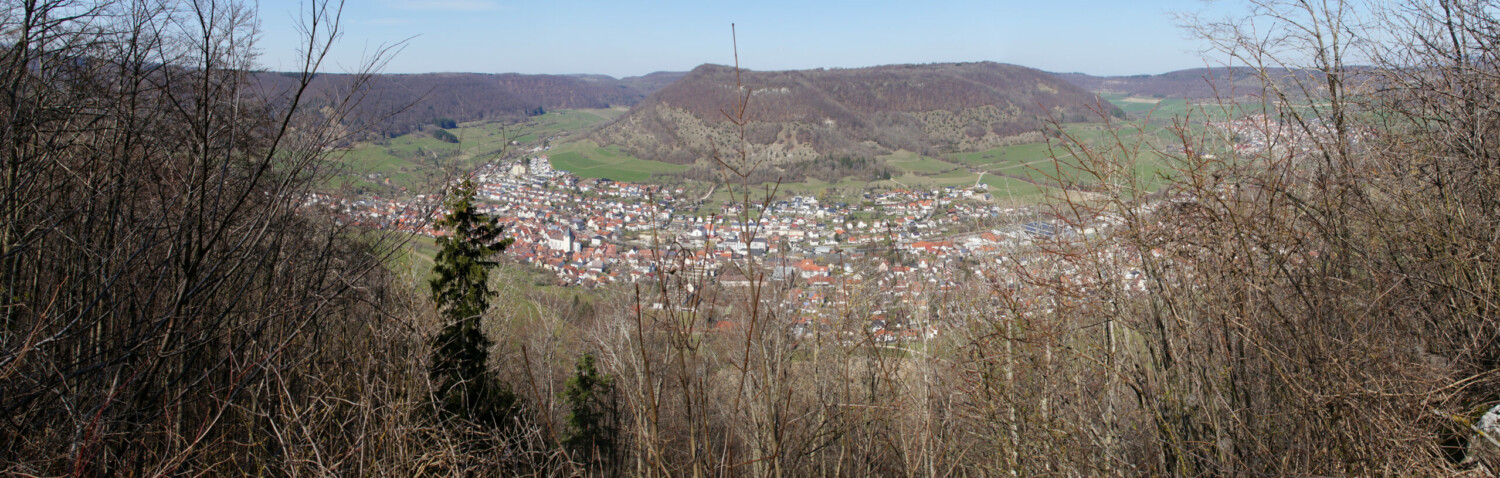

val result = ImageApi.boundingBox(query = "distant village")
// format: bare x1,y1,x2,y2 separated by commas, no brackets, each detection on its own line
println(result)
307,153,1150,342
1208,113,1370,156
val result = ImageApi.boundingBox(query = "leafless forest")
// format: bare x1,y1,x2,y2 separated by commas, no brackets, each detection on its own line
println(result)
248,71,674,139
591,62,1109,165
4,0,1500,476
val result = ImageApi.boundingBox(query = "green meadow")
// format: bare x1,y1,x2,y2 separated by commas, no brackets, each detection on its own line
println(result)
331,104,1186,205
545,140,689,182
880,150,961,174
329,108,630,193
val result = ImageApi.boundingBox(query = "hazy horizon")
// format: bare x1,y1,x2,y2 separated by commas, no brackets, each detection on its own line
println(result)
254,0,1238,78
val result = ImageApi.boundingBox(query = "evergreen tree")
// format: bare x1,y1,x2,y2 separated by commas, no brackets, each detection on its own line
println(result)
562,353,617,469
432,128,460,143
429,179,516,426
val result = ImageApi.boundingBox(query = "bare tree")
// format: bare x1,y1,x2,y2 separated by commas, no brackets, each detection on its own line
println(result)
0,0,435,474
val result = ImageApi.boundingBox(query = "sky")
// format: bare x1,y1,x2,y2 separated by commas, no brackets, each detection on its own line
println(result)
253,0,1239,78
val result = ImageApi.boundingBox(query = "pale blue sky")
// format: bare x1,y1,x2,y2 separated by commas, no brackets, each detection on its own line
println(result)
253,0,1236,77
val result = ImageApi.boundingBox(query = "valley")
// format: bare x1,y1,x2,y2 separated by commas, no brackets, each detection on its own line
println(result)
17,1,1489,475
317,66,1205,289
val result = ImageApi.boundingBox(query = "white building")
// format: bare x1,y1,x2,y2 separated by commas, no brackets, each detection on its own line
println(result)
546,229,576,252
529,156,553,176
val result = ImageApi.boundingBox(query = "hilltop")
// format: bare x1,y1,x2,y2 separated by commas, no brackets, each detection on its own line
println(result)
589,62,1117,166
253,71,684,138
1054,66,1374,100
1053,67,1269,99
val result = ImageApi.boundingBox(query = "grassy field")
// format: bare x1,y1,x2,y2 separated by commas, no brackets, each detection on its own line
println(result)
886,170,1051,200
448,107,629,155
1100,92,1294,123
947,141,1063,167
980,174,1050,201
503,108,627,145
329,130,463,191
546,140,689,182
880,150,961,174
1101,93,1196,119
935,122,1181,197
328,108,629,193
331,105,1186,206
871,150,1057,201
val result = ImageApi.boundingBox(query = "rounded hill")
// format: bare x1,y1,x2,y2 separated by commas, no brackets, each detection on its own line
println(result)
592,62,1117,165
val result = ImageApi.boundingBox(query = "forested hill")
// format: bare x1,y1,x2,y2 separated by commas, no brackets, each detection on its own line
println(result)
1052,67,1269,98
590,62,1115,165
252,70,686,138
1053,66,1365,99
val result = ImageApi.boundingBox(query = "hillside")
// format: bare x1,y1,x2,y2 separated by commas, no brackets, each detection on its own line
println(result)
612,70,689,92
590,62,1116,165
1055,66,1369,99
1053,67,1266,98
253,71,682,138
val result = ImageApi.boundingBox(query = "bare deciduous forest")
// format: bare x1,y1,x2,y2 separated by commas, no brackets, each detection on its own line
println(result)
592,62,1112,165
4,0,1500,476
250,71,675,139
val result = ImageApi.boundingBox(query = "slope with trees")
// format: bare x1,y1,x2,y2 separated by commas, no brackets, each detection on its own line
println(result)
252,70,682,140
591,62,1120,166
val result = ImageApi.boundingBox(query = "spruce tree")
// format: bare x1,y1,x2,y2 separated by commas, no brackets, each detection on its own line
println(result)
562,353,618,469
429,178,516,426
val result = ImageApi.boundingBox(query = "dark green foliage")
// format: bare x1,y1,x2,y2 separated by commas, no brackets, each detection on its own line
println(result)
432,128,459,143
429,179,516,426
433,117,458,129
562,353,618,469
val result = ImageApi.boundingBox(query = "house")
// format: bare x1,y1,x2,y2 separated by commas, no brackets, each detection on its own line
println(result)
545,229,576,252
795,259,828,278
